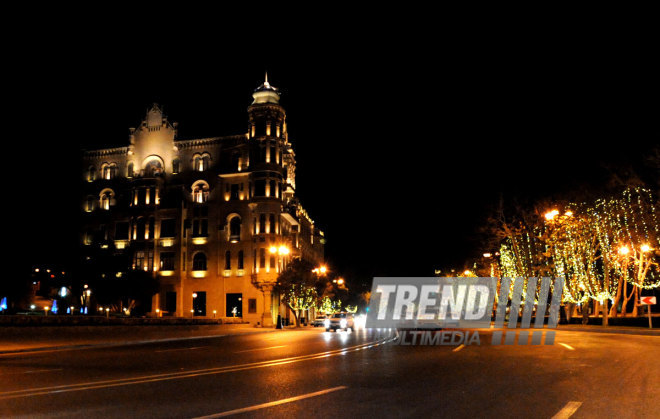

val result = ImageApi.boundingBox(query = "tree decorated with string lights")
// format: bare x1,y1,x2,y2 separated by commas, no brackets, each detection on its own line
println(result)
486,187,660,321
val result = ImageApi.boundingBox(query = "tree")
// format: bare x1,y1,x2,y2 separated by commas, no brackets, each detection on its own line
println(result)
275,259,319,327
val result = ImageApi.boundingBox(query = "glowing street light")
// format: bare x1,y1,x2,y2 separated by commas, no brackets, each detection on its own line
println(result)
641,244,651,253
618,245,630,255
483,253,492,258
544,209,559,221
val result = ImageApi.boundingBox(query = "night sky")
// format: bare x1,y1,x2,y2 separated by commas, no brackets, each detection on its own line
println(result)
11,32,657,289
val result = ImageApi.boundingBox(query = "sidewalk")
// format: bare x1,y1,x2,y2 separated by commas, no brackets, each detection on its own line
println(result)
0,324,276,355
557,324,660,337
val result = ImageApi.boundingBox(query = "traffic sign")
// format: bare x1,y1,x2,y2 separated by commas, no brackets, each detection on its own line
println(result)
640,296,656,305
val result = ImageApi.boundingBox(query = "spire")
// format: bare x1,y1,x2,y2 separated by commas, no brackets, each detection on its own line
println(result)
252,73,280,105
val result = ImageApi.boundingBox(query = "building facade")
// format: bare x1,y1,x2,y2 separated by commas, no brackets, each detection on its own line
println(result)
81,78,325,326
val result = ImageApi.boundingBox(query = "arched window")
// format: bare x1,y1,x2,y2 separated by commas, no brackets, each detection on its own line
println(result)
127,162,134,178
102,163,117,180
99,189,114,210
193,153,211,172
225,251,231,270
193,253,207,271
192,181,210,203
87,166,96,182
229,216,241,242
144,160,162,177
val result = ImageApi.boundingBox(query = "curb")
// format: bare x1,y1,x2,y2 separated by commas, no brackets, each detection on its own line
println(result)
0,328,278,356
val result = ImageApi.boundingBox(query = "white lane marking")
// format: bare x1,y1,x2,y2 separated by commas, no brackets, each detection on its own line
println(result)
193,386,348,418
155,346,208,353
552,401,582,419
558,343,575,351
235,345,286,353
0,336,396,400
452,344,465,352
0,368,63,376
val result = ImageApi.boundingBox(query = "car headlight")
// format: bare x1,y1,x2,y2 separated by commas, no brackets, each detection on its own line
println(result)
324,319,330,327
340,319,347,328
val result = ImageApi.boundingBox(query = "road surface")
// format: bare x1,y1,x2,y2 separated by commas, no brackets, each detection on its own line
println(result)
0,328,658,418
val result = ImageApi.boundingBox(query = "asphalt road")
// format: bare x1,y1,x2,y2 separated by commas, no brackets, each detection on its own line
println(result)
0,328,658,418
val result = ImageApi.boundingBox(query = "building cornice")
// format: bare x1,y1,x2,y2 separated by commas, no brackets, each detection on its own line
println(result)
83,147,129,157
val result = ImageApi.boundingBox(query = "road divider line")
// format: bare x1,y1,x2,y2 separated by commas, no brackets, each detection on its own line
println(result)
193,386,348,418
0,335,396,400
552,401,582,418
235,345,286,353
558,343,575,351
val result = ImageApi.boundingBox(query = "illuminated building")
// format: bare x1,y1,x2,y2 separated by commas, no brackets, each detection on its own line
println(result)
81,76,324,325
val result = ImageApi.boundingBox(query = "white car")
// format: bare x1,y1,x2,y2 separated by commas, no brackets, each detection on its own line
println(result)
324,313,355,332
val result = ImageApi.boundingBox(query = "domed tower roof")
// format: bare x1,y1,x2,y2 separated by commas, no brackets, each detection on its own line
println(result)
252,73,281,105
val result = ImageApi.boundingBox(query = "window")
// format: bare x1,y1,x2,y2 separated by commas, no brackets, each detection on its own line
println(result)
127,162,134,178
133,251,145,270
225,251,231,270
229,216,241,242
144,159,163,177
231,151,240,171
114,222,129,240
255,179,266,197
259,214,266,234
248,298,257,314
259,248,266,268
99,189,114,210
192,219,208,237
147,217,155,239
160,219,176,238
193,253,207,271
231,184,239,200
160,252,175,270
192,181,209,203
269,214,275,234
193,153,211,171
85,196,95,212
87,166,96,182
172,158,180,174
136,218,146,240
238,250,244,269
269,180,276,197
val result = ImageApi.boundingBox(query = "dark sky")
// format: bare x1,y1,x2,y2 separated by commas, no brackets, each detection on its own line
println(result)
10,28,658,287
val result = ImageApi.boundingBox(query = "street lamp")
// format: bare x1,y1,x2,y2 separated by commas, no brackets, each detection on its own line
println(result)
618,245,630,255
544,209,559,221
641,244,651,253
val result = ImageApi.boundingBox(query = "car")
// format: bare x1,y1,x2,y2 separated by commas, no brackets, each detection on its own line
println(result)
324,312,355,332
312,315,328,327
